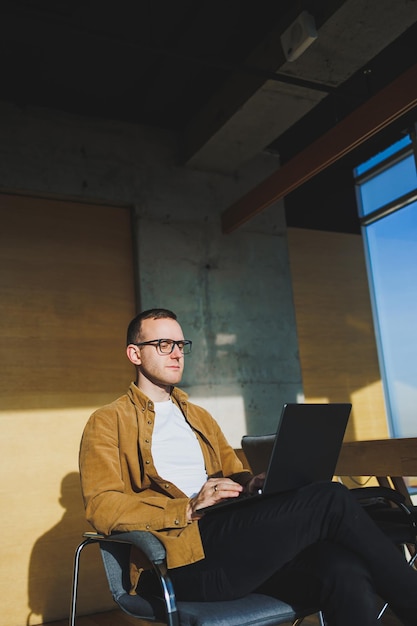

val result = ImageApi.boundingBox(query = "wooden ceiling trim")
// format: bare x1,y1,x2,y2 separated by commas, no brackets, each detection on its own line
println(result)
221,62,417,233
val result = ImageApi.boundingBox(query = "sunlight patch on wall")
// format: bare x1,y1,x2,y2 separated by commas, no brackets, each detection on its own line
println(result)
190,393,246,448
350,380,388,440
215,333,237,346
1,405,103,626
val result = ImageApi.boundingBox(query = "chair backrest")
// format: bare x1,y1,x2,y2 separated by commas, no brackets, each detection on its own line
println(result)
99,540,163,621
99,541,131,599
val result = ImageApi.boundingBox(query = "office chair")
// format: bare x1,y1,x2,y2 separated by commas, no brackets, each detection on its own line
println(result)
70,530,318,626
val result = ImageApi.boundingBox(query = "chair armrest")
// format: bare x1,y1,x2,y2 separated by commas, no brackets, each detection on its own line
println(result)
83,530,167,564
350,486,417,531
350,486,406,506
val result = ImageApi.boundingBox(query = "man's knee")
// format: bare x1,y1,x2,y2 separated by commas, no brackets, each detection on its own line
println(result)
316,480,349,496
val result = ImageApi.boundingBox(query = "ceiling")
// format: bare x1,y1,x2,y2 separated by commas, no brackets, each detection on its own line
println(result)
2,0,417,231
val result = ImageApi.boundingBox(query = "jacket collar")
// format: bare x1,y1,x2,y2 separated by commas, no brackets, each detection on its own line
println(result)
127,381,189,410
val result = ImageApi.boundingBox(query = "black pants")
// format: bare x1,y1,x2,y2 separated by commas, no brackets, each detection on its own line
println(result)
169,482,417,626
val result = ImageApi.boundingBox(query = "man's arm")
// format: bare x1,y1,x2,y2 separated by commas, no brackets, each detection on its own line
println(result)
79,410,191,535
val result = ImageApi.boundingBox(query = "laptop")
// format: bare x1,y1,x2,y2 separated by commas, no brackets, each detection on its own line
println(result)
196,402,351,514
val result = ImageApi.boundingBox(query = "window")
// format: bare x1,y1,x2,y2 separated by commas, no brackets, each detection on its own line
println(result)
354,132,417,437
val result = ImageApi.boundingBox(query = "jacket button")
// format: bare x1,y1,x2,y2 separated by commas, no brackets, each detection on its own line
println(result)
145,439,150,444
146,524,151,530
165,484,170,489
174,519,180,525
145,460,150,464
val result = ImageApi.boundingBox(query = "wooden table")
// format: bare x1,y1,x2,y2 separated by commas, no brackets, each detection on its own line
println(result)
335,437,417,504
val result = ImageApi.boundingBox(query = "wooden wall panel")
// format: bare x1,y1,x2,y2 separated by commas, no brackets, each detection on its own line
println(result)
0,194,136,626
286,228,389,443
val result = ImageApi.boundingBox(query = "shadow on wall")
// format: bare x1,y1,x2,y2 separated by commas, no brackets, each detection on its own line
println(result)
27,472,112,625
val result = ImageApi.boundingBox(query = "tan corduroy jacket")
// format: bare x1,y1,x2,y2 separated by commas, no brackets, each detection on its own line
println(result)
79,382,252,590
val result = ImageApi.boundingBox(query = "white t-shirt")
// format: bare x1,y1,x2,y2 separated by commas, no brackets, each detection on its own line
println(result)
152,399,208,497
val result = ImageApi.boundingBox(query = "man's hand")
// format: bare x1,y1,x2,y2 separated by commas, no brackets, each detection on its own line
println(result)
187,477,243,522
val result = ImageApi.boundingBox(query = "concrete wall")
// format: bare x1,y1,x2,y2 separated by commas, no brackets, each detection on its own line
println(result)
0,100,303,445
134,203,302,443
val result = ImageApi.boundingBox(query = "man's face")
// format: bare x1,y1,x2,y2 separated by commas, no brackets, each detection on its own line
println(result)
135,317,185,389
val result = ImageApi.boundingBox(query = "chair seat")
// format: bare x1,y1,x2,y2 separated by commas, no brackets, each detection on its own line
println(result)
177,594,307,626
117,590,308,626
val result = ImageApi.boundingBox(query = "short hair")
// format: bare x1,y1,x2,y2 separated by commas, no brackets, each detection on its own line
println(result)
126,308,177,345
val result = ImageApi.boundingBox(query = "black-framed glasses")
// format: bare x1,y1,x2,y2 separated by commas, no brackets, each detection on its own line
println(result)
134,338,192,355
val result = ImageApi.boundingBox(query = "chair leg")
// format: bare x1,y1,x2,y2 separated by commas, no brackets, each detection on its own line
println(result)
152,560,180,626
377,602,388,620
69,538,95,626
318,610,326,625
408,550,417,567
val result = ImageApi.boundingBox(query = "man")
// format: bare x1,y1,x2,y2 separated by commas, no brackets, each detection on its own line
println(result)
80,308,417,626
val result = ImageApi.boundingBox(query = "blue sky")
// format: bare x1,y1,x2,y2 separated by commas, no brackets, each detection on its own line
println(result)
356,141,417,437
